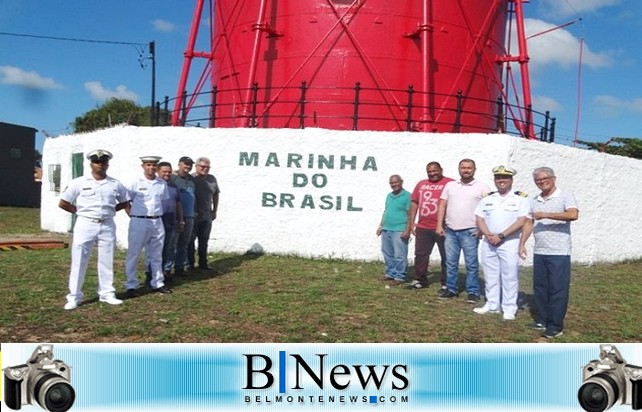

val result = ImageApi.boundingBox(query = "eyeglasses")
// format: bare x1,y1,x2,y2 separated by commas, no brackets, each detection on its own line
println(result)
197,164,210,169
534,177,553,184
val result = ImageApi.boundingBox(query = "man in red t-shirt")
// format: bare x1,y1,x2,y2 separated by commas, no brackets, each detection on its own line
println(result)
403,162,454,290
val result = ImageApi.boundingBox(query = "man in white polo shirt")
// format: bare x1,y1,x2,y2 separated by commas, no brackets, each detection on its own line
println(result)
436,158,490,303
519,167,578,339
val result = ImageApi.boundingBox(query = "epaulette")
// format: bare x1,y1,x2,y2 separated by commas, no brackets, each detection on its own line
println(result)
514,190,528,197
483,191,496,197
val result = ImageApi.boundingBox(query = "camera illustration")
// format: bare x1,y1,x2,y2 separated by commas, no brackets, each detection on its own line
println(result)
578,344,642,412
3,344,75,412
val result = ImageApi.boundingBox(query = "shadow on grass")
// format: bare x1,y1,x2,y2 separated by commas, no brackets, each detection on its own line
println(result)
419,266,539,322
171,251,264,285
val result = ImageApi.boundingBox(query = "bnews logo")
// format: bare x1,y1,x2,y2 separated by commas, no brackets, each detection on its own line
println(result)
243,351,410,394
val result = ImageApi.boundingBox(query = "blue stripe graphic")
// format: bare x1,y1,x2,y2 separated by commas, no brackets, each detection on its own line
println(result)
279,350,286,394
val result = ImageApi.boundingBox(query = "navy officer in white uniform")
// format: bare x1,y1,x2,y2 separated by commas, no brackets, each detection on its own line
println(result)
124,156,172,296
58,149,130,310
473,166,530,320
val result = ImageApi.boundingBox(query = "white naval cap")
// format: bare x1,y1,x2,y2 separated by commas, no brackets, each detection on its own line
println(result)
86,149,113,162
139,156,162,164
492,165,517,177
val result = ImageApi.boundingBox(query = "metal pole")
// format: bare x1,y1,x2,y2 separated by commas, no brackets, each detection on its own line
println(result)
149,41,156,126
513,0,535,138
172,0,206,126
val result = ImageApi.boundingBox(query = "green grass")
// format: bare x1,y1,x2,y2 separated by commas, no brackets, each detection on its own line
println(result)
0,206,640,342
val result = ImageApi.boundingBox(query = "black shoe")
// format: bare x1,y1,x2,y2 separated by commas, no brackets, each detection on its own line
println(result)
467,293,480,304
153,286,173,294
125,288,139,298
437,289,458,300
404,280,426,290
175,268,185,276
199,263,210,270
528,322,546,331
187,265,196,271
542,329,563,339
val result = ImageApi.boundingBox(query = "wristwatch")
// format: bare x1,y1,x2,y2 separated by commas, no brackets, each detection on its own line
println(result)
498,233,505,240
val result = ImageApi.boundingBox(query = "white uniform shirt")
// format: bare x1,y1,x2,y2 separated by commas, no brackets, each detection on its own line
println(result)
126,175,170,216
475,191,530,240
60,176,129,220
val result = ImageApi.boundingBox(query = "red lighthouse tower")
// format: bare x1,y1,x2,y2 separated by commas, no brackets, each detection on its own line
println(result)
172,0,541,139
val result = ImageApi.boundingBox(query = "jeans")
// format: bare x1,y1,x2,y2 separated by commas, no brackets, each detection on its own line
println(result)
533,254,571,332
145,223,179,275
175,217,194,270
381,230,408,281
190,218,213,267
444,227,480,295
413,227,446,286
161,224,179,272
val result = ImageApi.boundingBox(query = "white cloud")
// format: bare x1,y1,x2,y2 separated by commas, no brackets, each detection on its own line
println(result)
538,0,621,19
532,95,563,114
84,81,138,101
0,66,63,90
593,95,642,118
518,19,613,70
152,19,176,32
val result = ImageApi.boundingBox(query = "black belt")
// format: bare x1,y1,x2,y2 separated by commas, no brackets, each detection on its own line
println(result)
81,216,110,223
131,215,161,219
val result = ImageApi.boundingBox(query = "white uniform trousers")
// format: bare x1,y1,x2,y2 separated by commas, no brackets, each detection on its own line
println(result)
125,217,165,289
67,217,117,304
480,237,520,317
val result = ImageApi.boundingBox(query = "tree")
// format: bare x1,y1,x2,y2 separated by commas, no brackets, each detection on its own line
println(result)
72,98,150,133
578,137,642,160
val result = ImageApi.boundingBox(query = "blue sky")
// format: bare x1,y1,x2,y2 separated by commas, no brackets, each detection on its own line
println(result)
0,0,639,151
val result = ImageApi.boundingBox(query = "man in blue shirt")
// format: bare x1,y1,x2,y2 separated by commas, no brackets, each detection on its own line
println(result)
145,161,183,286
172,156,196,275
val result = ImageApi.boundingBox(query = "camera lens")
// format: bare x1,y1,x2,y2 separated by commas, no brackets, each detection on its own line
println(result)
578,374,619,412
579,383,609,412
45,382,75,411
34,373,76,412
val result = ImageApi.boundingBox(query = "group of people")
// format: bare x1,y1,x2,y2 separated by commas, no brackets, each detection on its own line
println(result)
58,150,220,310
378,159,578,339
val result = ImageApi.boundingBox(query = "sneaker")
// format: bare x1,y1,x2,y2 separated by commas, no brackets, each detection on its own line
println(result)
528,322,546,331
405,280,425,290
99,294,123,305
437,289,458,300
63,301,79,310
473,304,500,315
467,294,480,304
542,329,564,339
153,286,173,294
502,313,516,321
